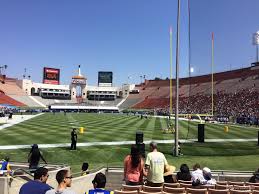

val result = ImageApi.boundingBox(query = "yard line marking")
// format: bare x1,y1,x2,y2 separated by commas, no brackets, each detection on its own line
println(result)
0,138,257,150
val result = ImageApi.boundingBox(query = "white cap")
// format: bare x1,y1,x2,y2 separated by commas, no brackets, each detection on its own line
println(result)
203,167,211,173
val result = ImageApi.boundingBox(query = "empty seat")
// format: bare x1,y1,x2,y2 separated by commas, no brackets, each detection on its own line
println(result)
122,184,142,191
186,188,207,194
179,183,193,189
142,185,163,193
208,188,229,194
232,186,251,191
217,181,228,185
216,184,232,190
163,183,180,188
229,189,251,194
139,191,163,194
228,182,245,186
163,187,186,193
114,190,139,194
200,185,215,189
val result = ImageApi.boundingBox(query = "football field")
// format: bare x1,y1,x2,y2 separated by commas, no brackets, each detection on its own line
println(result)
0,112,259,172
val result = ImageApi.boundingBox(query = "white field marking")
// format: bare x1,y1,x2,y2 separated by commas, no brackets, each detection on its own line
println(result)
0,113,44,131
0,139,257,150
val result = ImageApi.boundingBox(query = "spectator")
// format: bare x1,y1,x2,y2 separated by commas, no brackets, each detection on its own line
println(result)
0,156,11,171
202,167,216,185
176,164,191,181
28,144,47,170
124,144,145,185
145,141,168,187
86,172,113,194
81,162,89,176
191,163,205,186
46,169,76,194
249,168,259,183
164,165,176,183
19,167,52,194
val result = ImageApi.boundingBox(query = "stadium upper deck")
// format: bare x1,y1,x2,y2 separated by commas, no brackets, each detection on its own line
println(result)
120,64,259,117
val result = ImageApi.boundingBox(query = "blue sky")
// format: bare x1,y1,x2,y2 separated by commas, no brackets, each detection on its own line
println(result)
0,0,258,86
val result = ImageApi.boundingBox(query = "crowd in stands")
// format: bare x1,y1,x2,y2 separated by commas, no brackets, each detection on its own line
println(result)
152,88,259,125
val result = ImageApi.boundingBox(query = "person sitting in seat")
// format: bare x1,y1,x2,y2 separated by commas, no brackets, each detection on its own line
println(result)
202,167,216,185
0,156,12,176
81,162,89,176
164,165,176,183
176,164,191,181
85,172,113,194
249,168,259,183
191,163,205,186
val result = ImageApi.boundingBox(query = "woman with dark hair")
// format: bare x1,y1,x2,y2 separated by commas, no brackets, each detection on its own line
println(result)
124,144,145,185
28,144,47,170
176,164,192,181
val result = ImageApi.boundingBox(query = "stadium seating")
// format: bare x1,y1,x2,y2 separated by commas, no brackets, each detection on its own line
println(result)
0,91,25,106
121,185,143,191
123,66,259,119
163,187,185,193
142,185,163,192
163,183,180,188
208,188,229,194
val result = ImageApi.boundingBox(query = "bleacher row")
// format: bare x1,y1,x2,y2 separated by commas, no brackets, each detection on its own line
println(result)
115,181,259,194
122,65,259,111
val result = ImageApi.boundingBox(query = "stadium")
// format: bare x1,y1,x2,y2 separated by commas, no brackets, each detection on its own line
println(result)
0,1,259,194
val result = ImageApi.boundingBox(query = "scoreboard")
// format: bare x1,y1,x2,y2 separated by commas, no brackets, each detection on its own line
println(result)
43,67,60,85
98,71,113,87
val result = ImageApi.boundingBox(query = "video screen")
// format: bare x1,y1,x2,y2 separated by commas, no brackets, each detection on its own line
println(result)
98,71,113,84
43,67,60,85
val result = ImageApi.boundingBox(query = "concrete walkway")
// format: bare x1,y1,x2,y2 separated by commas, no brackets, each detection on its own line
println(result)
0,138,257,150
0,113,44,131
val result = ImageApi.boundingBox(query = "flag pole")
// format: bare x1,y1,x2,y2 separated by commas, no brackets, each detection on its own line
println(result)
170,26,173,115
211,32,214,116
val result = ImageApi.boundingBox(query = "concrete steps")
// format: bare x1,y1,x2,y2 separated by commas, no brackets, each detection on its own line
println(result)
106,169,124,191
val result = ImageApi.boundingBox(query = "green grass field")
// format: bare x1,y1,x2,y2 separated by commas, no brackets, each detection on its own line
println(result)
0,113,259,173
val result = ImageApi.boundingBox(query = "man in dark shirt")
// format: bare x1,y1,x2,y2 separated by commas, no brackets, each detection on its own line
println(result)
70,128,77,150
19,167,52,194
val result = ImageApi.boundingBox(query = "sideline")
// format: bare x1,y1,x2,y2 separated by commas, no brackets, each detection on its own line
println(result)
0,138,257,150
0,113,44,131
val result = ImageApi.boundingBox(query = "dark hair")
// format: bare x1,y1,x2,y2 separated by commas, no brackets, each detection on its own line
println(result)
32,144,38,148
34,167,48,180
180,164,190,173
130,144,141,168
4,156,10,162
81,162,89,171
29,145,41,162
193,163,200,170
56,170,69,184
92,172,106,188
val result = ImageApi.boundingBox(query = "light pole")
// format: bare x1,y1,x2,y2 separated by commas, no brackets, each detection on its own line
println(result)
0,65,7,75
253,31,259,62
174,0,181,157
